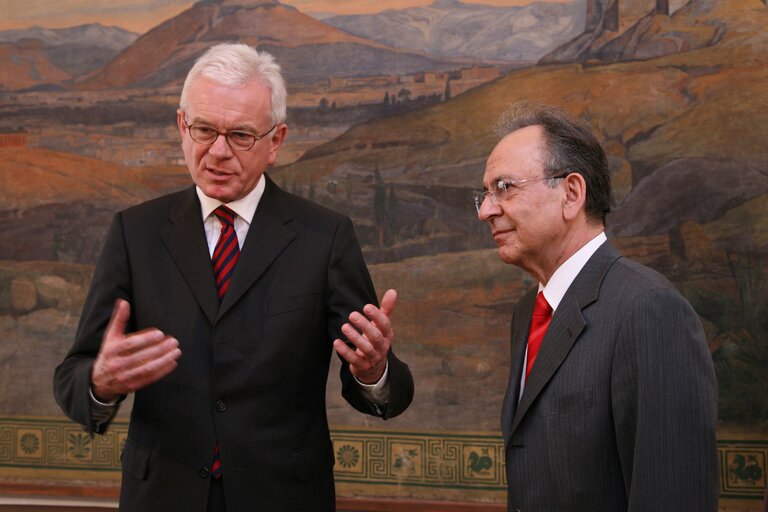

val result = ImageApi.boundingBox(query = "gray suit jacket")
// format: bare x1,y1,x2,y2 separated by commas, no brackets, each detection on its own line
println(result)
501,242,718,511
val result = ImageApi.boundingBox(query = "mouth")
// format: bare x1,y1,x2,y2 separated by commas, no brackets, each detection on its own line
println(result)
492,228,515,242
205,166,233,177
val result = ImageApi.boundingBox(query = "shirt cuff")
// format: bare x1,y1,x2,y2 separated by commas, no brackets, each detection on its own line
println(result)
354,362,390,403
89,386,121,407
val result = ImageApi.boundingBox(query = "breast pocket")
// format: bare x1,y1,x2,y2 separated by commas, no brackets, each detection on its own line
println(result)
267,293,320,316
540,387,594,417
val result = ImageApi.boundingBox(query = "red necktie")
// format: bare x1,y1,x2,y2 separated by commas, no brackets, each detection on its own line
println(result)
525,291,552,380
212,205,239,300
210,206,239,479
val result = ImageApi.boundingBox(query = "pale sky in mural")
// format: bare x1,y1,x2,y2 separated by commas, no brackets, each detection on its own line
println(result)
1,0,572,32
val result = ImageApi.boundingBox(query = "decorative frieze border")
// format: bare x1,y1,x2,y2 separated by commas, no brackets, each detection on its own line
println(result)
0,417,765,501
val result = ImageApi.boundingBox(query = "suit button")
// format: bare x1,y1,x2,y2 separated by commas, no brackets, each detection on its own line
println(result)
216,400,226,412
199,467,209,479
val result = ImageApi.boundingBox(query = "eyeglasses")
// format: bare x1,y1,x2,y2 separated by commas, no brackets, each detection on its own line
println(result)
474,172,570,212
183,118,276,151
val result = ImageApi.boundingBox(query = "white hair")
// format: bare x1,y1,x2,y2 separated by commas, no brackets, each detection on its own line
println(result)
179,43,287,127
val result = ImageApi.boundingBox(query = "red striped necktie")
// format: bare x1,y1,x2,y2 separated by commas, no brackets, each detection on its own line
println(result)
210,205,239,480
525,291,552,380
212,205,240,300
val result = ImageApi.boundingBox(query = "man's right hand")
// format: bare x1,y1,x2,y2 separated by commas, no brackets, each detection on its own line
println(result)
91,299,182,402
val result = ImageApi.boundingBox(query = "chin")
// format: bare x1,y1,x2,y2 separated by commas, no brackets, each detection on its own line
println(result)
196,180,229,200
497,248,522,267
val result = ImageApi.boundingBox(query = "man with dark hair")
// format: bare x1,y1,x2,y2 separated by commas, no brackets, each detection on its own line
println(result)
53,43,413,512
476,101,718,511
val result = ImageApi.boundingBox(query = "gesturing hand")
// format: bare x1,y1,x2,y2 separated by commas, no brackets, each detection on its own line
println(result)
333,289,397,385
91,299,182,402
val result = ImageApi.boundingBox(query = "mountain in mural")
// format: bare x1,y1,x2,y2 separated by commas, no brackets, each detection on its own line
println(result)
0,23,138,83
78,0,456,90
323,0,585,63
540,0,764,63
0,39,71,91
0,23,137,50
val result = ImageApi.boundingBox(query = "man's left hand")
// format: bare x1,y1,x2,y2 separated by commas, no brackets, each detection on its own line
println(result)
333,289,397,385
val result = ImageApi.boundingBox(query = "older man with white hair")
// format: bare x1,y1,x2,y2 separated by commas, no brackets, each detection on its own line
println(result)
54,43,414,512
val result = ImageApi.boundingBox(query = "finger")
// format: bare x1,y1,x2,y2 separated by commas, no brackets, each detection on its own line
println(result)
104,299,131,342
130,336,181,369
121,329,171,358
379,289,398,318
121,351,181,393
333,339,364,367
361,304,394,341
341,322,377,357
348,312,390,353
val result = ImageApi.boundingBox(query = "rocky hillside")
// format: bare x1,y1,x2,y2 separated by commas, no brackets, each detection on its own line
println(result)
78,0,456,89
323,0,584,63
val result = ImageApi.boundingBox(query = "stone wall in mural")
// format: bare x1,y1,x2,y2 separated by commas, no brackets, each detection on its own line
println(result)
0,0,766,507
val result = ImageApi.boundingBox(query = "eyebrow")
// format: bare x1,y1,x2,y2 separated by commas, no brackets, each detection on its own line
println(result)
188,117,259,132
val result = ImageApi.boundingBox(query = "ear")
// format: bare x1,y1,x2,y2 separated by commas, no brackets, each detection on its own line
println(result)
176,109,186,138
267,123,288,165
562,172,587,222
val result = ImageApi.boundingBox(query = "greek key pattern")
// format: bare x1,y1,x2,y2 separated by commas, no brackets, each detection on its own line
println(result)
331,428,506,490
0,417,127,474
0,418,766,500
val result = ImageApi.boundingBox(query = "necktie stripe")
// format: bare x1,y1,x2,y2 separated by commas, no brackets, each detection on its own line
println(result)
210,205,240,478
211,206,240,303
211,445,222,479
214,208,235,225
214,240,238,273
214,234,237,259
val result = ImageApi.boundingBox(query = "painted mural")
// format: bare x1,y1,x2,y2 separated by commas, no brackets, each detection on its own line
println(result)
0,0,766,508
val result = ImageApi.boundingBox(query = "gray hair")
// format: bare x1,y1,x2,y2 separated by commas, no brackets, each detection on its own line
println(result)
494,101,611,224
179,43,287,127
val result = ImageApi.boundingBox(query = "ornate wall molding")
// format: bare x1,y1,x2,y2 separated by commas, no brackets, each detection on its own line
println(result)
0,417,765,504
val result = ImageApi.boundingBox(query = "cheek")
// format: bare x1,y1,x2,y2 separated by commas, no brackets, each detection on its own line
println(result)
181,138,196,163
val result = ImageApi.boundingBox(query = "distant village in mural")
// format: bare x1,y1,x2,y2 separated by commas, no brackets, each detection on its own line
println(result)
0,0,767,505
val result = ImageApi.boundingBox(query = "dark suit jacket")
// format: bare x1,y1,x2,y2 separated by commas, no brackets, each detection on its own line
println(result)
501,242,718,512
54,176,414,512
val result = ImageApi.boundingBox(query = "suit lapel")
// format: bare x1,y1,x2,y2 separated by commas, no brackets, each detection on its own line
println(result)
502,289,536,443
217,176,296,320
161,187,220,324
509,242,621,436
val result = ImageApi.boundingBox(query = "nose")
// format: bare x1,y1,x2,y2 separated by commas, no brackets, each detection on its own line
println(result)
477,194,500,222
208,132,233,159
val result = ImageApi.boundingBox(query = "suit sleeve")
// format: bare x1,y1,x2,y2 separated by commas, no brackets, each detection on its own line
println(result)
53,213,132,435
326,216,414,419
611,288,719,511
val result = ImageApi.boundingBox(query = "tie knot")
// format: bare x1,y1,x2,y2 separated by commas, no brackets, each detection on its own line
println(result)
214,205,236,227
533,291,552,317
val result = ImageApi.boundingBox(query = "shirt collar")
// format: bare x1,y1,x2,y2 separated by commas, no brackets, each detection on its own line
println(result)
196,175,266,224
540,231,607,311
